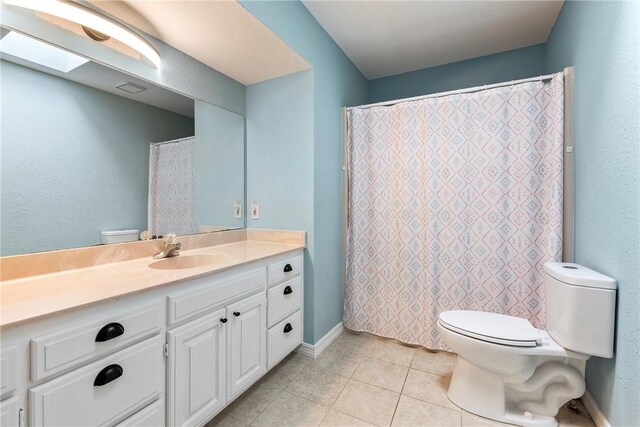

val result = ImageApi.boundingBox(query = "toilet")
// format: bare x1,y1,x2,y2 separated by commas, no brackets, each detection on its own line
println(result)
437,262,616,427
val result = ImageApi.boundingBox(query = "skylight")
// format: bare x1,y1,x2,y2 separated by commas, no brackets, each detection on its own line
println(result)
0,31,89,73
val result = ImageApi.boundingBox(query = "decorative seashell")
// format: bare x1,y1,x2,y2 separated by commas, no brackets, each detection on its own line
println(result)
140,230,152,240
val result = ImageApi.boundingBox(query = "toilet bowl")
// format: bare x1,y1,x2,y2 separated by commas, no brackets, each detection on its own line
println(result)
437,263,616,427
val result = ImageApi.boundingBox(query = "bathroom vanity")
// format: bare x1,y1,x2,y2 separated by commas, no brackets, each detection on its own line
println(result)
0,235,304,426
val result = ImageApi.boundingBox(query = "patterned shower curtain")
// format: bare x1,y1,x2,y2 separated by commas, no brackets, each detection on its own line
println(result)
344,73,564,350
148,136,196,236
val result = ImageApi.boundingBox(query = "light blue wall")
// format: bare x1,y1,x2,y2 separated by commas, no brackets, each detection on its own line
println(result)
0,60,194,255
194,100,245,230
368,44,546,103
545,2,640,426
246,70,315,342
241,0,368,343
0,4,246,115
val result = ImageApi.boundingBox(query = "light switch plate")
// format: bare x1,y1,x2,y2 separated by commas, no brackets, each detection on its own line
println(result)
251,201,259,220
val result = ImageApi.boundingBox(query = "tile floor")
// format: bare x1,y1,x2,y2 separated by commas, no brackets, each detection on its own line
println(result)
206,331,596,427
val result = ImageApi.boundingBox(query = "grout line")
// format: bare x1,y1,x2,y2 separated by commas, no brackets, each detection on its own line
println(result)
389,362,412,426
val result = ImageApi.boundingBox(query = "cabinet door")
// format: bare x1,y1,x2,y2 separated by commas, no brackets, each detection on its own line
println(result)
167,309,226,427
227,293,266,399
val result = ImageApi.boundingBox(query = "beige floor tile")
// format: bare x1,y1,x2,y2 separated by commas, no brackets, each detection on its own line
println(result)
333,379,400,426
352,358,409,393
557,400,596,427
391,395,461,427
331,332,378,357
366,337,417,367
402,369,459,411
252,391,330,427
205,412,247,427
320,409,375,426
411,349,457,377
286,367,350,405
309,344,362,377
285,351,313,366
222,381,281,424
259,357,307,390
461,411,515,427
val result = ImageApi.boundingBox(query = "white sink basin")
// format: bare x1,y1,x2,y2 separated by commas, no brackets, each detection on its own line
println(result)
148,254,229,270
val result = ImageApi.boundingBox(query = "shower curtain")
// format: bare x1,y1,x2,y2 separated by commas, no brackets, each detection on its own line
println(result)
344,73,564,350
148,136,196,236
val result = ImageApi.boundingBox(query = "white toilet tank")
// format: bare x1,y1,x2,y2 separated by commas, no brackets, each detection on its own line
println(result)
544,262,616,358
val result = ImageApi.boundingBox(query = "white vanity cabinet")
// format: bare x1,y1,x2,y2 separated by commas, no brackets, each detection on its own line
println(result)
0,248,303,427
226,293,267,399
167,309,227,427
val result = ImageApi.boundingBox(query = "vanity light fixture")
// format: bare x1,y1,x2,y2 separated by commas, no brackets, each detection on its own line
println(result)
2,0,162,69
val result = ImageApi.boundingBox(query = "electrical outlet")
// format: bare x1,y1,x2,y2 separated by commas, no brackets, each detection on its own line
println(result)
234,201,242,219
251,201,259,220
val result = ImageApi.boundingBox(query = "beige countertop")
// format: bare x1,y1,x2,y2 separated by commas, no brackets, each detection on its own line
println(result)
0,240,304,328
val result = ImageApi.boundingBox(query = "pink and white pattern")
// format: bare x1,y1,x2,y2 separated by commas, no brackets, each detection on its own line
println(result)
148,137,196,237
344,74,564,350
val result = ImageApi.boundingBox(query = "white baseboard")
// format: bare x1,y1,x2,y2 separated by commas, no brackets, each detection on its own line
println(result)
296,322,343,359
581,390,611,427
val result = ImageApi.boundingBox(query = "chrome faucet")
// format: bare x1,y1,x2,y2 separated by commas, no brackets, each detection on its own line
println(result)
153,234,181,259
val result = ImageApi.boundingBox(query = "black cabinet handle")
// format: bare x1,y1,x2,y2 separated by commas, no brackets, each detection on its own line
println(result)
220,318,228,323
283,323,293,333
283,286,293,295
95,322,125,342
284,264,293,273
93,364,123,386
233,312,241,317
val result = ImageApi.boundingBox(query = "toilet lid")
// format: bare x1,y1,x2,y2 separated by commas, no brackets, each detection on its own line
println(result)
438,310,542,347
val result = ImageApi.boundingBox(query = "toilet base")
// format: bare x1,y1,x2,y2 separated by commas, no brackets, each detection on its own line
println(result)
448,358,560,427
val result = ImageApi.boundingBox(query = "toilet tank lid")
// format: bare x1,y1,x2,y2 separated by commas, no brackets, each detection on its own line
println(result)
544,263,617,290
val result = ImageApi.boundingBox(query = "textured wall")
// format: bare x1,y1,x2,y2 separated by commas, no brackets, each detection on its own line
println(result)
545,2,640,426
194,100,245,230
246,70,315,342
241,0,368,344
1,60,194,255
368,44,546,103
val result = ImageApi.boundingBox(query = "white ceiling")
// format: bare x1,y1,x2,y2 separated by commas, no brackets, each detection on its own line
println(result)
302,1,564,80
89,0,310,86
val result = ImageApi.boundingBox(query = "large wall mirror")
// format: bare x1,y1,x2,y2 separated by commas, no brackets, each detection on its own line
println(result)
0,27,245,256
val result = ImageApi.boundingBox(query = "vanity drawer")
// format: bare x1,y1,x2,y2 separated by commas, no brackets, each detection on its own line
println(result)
31,305,161,381
116,399,164,426
267,255,302,286
1,346,17,399
29,337,162,427
168,268,266,326
267,276,302,327
267,310,302,369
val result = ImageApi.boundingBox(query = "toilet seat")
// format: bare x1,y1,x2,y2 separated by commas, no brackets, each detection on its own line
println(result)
439,310,542,347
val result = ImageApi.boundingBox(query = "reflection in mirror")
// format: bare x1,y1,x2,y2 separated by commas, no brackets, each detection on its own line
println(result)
0,29,245,256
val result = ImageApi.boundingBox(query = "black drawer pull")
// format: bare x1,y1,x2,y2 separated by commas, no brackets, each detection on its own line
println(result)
283,264,293,273
233,311,241,317
283,286,293,295
94,364,123,386
283,323,293,333
95,322,125,342
220,318,228,323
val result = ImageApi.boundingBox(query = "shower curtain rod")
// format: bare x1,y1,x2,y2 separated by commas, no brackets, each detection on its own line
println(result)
348,73,557,110
150,136,195,146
